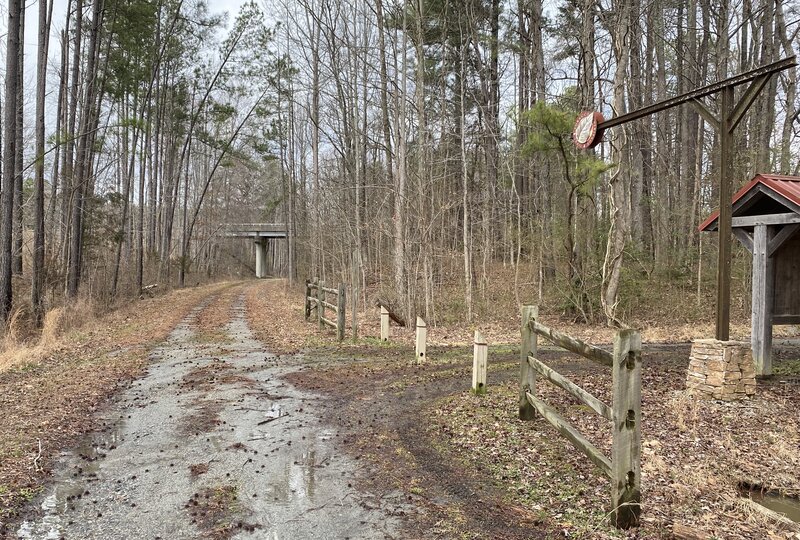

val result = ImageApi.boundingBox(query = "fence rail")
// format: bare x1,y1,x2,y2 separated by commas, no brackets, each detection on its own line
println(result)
305,279,346,341
527,355,613,420
520,305,642,529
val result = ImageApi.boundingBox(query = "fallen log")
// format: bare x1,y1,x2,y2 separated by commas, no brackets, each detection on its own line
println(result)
374,297,406,327
140,284,159,298
672,523,711,540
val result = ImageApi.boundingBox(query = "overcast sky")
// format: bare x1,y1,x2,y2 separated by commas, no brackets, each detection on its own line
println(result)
3,0,258,134
14,0,255,76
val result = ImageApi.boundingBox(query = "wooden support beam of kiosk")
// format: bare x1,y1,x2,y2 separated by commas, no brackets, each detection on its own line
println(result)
576,56,797,341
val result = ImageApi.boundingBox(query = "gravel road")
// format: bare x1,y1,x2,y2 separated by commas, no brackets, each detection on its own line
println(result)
16,293,404,540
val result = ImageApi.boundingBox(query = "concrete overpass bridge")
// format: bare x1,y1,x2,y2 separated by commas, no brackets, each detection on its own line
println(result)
222,223,288,278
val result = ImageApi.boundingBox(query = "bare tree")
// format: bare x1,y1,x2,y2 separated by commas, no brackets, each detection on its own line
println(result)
0,0,23,322
32,0,55,325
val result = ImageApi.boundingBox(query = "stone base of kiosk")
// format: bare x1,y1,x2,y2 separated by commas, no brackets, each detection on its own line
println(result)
686,339,756,400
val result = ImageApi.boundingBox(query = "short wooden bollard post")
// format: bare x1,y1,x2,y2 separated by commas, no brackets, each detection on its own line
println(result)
472,331,488,395
610,329,642,529
317,280,325,331
519,305,539,420
380,306,390,342
337,283,346,342
415,317,427,363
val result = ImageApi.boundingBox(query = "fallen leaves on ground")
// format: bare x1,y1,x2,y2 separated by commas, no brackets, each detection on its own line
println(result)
431,347,800,539
243,279,320,354
244,279,800,539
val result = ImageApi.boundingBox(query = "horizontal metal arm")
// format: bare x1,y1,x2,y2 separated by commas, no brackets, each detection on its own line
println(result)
599,56,796,131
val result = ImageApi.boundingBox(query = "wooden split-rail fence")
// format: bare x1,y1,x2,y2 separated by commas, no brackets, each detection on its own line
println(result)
305,279,346,341
519,305,642,529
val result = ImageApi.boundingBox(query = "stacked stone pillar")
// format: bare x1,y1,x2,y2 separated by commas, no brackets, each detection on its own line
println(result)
686,339,756,400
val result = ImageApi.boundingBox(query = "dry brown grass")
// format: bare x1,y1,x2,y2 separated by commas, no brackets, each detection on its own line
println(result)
39,307,67,346
243,279,322,354
0,297,97,373
0,309,27,369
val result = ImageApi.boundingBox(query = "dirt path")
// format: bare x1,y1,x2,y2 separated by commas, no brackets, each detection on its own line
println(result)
286,351,553,540
15,291,405,539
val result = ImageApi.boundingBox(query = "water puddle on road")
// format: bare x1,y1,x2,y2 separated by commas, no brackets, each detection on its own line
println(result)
263,450,318,505
17,424,128,539
16,483,85,539
74,423,125,463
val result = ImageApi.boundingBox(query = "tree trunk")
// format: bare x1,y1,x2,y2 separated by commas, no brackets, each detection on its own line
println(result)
460,39,473,323
12,5,25,276
601,0,633,328
392,2,408,315
67,0,104,298
32,0,53,325
62,0,83,273
0,0,22,322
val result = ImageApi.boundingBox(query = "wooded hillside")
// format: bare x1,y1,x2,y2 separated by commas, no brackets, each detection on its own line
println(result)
1,0,798,333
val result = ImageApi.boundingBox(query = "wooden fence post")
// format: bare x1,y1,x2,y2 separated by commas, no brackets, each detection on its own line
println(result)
317,280,325,331
304,279,312,321
337,283,346,341
473,331,488,395
611,329,642,529
519,305,538,420
380,306,390,342
415,317,427,363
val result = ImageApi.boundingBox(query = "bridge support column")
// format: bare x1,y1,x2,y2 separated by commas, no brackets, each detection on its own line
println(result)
255,240,268,278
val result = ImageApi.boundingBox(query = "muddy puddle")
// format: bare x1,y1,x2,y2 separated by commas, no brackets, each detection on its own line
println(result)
746,490,800,523
16,293,408,539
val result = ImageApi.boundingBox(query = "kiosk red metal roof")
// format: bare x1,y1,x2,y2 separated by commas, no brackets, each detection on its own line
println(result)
699,173,800,231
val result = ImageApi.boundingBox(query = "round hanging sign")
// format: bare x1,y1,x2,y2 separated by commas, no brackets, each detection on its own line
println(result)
572,111,605,149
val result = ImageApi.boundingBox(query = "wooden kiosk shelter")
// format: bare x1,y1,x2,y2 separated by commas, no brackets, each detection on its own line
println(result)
573,56,797,341
700,174,800,376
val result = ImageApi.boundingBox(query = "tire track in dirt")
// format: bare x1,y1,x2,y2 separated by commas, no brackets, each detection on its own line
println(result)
287,356,551,540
